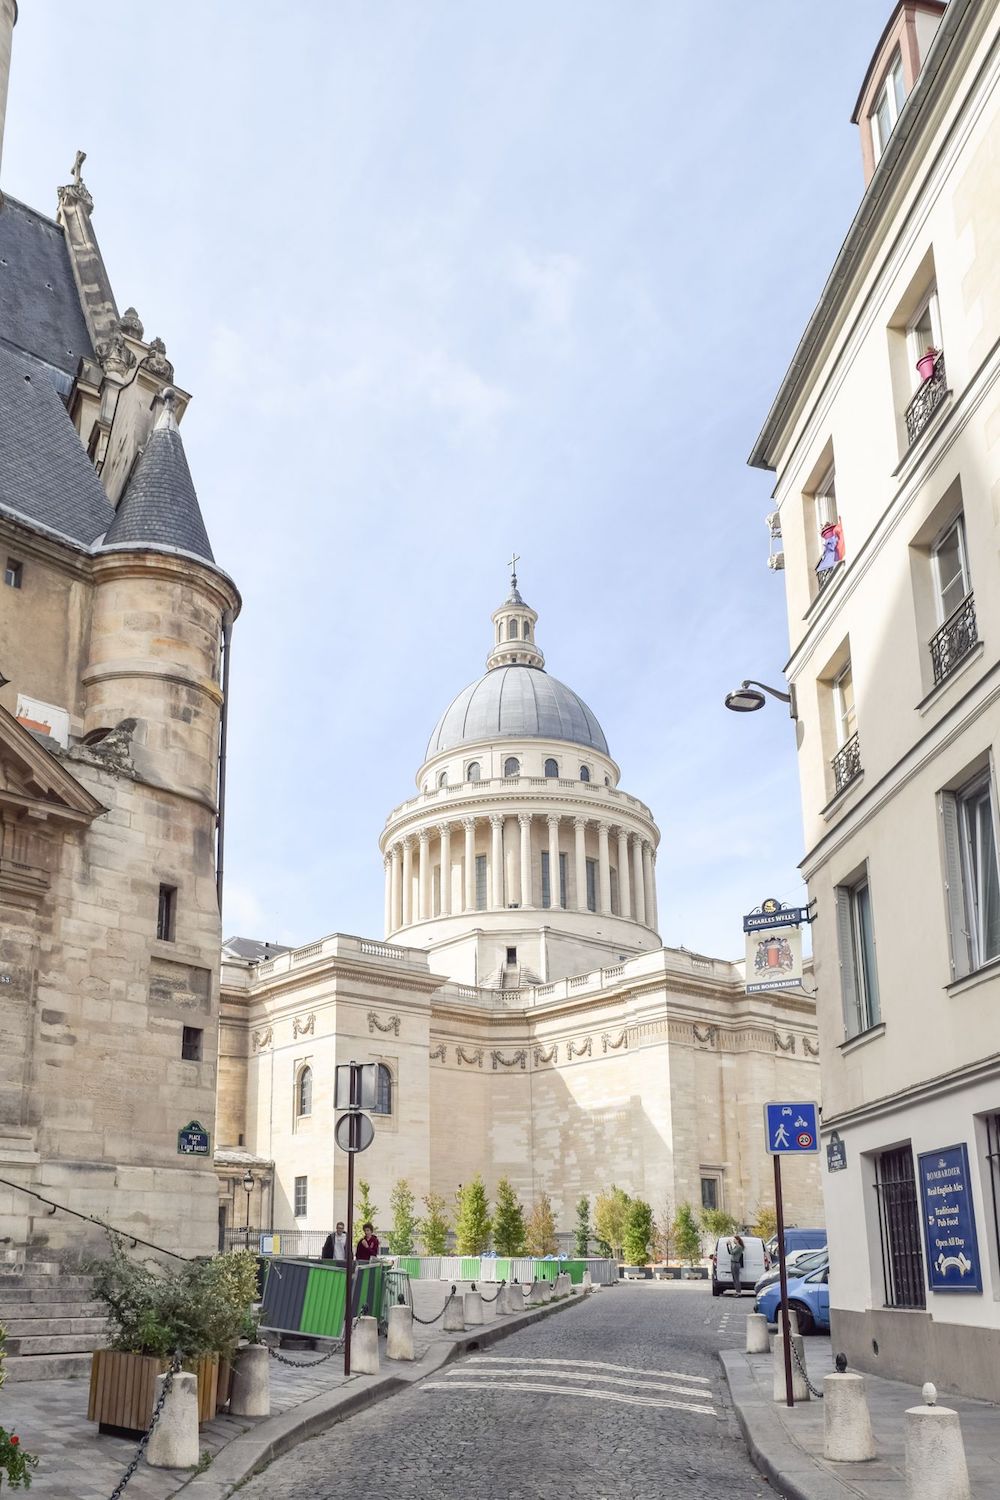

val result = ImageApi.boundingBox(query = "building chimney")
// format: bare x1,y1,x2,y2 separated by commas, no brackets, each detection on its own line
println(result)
0,0,17,196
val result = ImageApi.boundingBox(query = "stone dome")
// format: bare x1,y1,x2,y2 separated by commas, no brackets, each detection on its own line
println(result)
427,664,609,758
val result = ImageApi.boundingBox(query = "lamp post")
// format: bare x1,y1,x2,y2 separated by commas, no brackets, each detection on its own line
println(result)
242,1168,254,1246
724,679,796,718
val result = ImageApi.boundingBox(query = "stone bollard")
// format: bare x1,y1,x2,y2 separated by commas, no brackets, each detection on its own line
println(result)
581,1270,593,1292
823,1372,876,1462
539,1280,553,1304
229,1343,271,1418
481,1284,499,1320
464,1289,484,1325
527,1280,544,1306
904,1384,971,1500
772,1324,810,1403
352,1315,380,1374
146,1371,199,1470
503,1282,524,1315
387,1303,415,1361
443,1290,466,1331
555,1272,570,1296
746,1313,770,1354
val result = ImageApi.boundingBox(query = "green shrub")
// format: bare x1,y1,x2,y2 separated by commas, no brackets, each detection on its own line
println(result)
622,1199,654,1264
454,1177,492,1254
493,1178,527,1256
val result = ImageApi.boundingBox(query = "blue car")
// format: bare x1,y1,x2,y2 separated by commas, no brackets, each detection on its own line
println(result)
754,1264,830,1335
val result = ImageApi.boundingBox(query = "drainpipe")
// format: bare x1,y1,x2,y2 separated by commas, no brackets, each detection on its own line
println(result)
216,609,235,912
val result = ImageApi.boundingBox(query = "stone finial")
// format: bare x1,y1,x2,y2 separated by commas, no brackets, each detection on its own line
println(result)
118,306,144,339
153,386,179,431
98,329,136,378
922,1382,937,1407
142,336,174,381
57,149,94,212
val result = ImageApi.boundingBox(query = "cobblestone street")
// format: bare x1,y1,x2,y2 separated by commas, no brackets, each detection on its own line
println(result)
239,1284,769,1499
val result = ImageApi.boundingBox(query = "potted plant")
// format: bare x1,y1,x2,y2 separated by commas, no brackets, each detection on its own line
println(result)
916,345,939,382
87,1239,259,1437
0,1321,39,1490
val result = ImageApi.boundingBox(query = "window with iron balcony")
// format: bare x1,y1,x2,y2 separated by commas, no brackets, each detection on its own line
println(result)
830,662,863,796
929,516,978,686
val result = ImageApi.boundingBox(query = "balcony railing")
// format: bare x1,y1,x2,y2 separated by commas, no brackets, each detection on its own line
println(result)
831,731,862,795
905,351,947,446
930,592,978,686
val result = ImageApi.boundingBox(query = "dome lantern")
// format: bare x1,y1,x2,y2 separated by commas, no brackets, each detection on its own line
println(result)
486,556,544,671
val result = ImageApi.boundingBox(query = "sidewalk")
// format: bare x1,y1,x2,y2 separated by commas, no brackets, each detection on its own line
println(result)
0,1280,588,1499
721,1337,1000,1500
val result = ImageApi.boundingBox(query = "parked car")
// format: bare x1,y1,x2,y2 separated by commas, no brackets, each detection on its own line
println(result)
753,1247,828,1296
754,1264,830,1334
765,1228,827,1260
710,1235,768,1297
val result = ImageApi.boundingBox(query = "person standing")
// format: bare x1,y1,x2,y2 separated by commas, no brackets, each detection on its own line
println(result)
729,1235,745,1296
355,1222,380,1262
321,1221,348,1262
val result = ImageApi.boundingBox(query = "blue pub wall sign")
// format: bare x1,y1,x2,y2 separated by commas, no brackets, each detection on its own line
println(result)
917,1143,982,1294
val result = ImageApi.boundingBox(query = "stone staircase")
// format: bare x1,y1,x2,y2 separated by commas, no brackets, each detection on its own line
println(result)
0,1257,107,1380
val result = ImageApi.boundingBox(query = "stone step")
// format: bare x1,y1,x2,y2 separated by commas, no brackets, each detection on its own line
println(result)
0,1298,104,1317
4,1332,108,1356
3,1351,94,1382
0,1260,62,1277
2,1316,107,1337
0,1275,95,1295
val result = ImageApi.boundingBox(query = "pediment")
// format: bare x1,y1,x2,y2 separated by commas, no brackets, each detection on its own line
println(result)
0,704,105,823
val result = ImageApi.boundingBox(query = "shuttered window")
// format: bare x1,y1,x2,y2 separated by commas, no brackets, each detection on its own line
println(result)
835,868,880,1038
941,772,1000,978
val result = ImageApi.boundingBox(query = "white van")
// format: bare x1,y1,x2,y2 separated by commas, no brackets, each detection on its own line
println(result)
711,1236,768,1296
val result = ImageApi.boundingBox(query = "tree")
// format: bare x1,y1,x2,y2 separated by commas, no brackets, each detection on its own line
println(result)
385,1179,419,1256
352,1180,378,1245
593,1186,631,1259
492,1177,526,1255
655,1201,675,1263
751,1205,778,1242
700,1207,739,1239
574,1196,592,1257
673,1202,702,1265
454,1176,492,1254
419,1192,450,1256
524,1193,558,1256
622,1199,655,1265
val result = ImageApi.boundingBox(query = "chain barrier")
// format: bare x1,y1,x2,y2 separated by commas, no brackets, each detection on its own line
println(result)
411,1284,457,1325
478,1280,505,1304
106,1351,182,1500
267,1313,362,1367
788,1329,825,1399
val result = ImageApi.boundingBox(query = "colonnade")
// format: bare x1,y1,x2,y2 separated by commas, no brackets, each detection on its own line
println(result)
383,813,657,932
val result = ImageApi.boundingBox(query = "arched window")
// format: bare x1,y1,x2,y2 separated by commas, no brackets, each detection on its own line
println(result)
524,621,531,638
438,770,448,788
467,761,481,782
579,765,591,782
544,758,558,778
508,619,519,639
504,756,520,777
604,776,611,787
373,1063,393,1116
297,1065,313,1118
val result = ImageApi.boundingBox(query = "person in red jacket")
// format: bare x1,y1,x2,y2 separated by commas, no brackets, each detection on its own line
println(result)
355,1222,379,1261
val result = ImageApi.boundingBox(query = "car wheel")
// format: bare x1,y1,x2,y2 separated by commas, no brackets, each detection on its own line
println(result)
788,1300,814,1336
711,1279,721,1297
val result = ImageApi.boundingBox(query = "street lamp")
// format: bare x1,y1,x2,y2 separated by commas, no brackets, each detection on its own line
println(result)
724,679,796,719
242,1169,254,1244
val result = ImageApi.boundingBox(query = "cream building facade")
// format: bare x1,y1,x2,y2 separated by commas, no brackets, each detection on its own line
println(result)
750,0,1000,1398
218,582,824,1247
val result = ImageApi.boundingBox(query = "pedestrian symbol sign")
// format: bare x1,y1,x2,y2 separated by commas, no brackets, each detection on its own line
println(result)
764,1101,819,1155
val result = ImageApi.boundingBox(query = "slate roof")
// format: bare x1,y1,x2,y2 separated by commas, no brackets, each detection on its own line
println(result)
427,664,610,757
222,937,291,962
102,399,215,562
0,197,94,375
0,344,115,545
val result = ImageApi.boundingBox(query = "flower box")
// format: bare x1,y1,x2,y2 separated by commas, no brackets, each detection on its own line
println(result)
87,1350,219,1438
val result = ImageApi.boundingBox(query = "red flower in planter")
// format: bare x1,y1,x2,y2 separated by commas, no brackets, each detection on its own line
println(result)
10,1435,18,1446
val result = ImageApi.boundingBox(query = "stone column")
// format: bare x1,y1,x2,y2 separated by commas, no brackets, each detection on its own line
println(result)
649,850,659,931
548,815,562,909
574,818,588,912
631,834,645,928
642,840,656,930
438,824,452,917
616,827,631,918
390,843,402,932
489,815,504,909
463,818,476,912
418,830,431,921
597,822,612,915
401,837,414,926
383,854,392,936
519,813,532,909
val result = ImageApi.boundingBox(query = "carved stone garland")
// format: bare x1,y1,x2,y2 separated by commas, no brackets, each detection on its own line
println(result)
774,1032,796,1053
567,1036,592,1059
692,1023,718,1046
533,1044,558,1066
802,1037,819,1058
429,1043,447,1062
252,1027,273,1052
293,1013,315,1038
456,1046,484,1068
368,1012,401,1036
601,1030,628,1053
491,1048,527,1071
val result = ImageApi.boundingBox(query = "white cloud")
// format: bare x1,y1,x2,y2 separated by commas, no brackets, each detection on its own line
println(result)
508,248,584,331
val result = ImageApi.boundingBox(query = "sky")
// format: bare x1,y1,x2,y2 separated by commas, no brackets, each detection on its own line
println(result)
6,2,885,959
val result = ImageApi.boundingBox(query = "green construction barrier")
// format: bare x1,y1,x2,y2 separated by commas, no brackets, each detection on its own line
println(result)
458,1257,481,1280
261,1259,387,1339
533,1260,559,1282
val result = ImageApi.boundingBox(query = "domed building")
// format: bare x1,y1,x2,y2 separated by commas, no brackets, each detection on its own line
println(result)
217,576,823,1250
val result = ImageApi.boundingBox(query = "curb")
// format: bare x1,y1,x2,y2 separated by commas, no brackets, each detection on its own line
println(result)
719,1349,848,1500
175,1289,588,1497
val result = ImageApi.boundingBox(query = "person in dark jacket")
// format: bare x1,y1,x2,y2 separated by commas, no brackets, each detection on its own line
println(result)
355,1222,379,1261
321,1222,348,1262
729,1235,745,1295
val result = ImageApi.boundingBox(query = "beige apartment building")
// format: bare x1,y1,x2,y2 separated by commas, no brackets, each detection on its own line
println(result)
751,0,1000,1397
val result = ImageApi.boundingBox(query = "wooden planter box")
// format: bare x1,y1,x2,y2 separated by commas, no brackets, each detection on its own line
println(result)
216,1356,232,1413
88,1350,219,1437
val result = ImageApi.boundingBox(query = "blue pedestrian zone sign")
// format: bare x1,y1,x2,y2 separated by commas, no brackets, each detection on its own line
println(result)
764,1101,820,1155
918,1144,982,1294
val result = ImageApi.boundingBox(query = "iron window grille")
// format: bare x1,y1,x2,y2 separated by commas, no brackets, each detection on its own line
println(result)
930,593,978,686
986,1114,1000,1271
905,351,947,446
873,1146,926,1309
831,731,863,794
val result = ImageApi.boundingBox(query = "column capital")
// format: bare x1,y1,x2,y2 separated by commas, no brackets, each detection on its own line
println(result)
461,816,476,832
518,811,532,828
598,820,612,835
383,853,391,869
574,816,589,831
390,841,402,861
642,837,654,855
489,813,504,830
437,822,452,839
402,833,416,849
547,812,561,826
418,828,431,845
628,830,642,848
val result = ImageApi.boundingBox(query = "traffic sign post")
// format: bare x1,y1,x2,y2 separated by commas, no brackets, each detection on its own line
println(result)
336,1061,376,1376
764,1101,820,1408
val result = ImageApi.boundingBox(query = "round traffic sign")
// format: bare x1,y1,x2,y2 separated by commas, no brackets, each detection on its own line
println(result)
335,1112,374,1153
796,1132,813,1148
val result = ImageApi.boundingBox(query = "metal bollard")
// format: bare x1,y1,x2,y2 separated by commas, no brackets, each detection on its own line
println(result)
904,1384,970,1500
146,1371,199,1469
387,1303,415,1361
823,1370,876,1461
746,1313,770,1354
